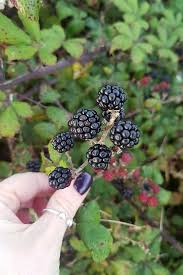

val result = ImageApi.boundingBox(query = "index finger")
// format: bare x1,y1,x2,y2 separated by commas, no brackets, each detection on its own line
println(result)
0,172,52,213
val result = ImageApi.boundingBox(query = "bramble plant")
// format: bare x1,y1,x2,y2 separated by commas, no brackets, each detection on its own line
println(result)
0,0,183,274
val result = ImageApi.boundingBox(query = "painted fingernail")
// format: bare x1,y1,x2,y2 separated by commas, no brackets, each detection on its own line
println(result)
74,172,93,195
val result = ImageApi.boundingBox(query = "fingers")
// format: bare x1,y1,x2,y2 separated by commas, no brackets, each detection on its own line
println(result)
0,173,52,213
32,172,93,245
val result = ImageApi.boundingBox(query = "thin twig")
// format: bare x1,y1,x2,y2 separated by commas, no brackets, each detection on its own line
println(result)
0,47,106,90
101,218,145,230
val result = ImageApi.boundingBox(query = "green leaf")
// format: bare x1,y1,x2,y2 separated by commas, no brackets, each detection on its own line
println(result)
157,188,171,205
56,1,75,20
140,2,149,15
175,264,183,275
0,161,12,178
18,13,40,41
77,201,100,224
131,46,145,63
0,107,20,137
158,49,178,63
111,260,135,275
112,0,132,13
63,38,85,58
48,142,61,163
0,91,6,101
33,122,57,141
149,263,170,275
111,35,132,52
78,223,113,262
40,86,61,104
12,101,33,118
70,237,88,253
39,51,57,65
0,12,31,45
46,106,68,129
5,45,37,61
114,22,131,36
145,98,162,111
15,0,41,40
39,25,65,53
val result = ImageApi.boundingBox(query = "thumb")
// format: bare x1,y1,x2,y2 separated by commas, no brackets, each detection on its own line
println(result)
32,172,93,243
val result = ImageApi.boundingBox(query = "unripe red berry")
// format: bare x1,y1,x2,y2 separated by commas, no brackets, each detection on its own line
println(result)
147,196,158,207
120,152,133,164
116,167,128,178
150,183,160,194
103,170,114,181
139,192,149,204
139,76,151,86
132,168,141,180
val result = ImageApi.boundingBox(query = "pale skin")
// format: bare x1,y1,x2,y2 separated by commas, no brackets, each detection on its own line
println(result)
0,172,89,275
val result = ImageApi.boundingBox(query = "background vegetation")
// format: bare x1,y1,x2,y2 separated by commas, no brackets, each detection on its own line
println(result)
0,0,183,274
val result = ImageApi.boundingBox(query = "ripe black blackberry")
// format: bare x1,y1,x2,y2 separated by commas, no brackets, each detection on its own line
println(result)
110,120,140,149
26,159,40,172
97,84,127,111
52,132,74,153
49,167,72,189
102,107,125,122
86,144,112,170
68,108,101,140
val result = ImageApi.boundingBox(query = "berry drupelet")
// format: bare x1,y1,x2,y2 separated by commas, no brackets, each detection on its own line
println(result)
49,167,72,189
52,132,74,153
68,108,101,140
110,120,140,149
102,107,125,122
86,144,112,170
26,159,40,172
97,84,127,111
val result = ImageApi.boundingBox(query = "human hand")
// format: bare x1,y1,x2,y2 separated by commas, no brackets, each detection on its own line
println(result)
0,172,92,275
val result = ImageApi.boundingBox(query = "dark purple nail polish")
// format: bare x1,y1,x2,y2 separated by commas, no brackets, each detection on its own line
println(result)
74,172,93,195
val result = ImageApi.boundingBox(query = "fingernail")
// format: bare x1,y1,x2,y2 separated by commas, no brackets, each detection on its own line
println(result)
74,172,93,195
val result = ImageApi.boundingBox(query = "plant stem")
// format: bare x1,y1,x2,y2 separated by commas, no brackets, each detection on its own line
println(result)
99,110,119,144
101,218,145,230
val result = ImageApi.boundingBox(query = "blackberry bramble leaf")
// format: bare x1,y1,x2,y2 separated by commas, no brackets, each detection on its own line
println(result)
86,144,112,170
49,167,72,190
52,132,74,153
68,108,101,140
110,120,140,149
26,159,40,172
97,84,127,111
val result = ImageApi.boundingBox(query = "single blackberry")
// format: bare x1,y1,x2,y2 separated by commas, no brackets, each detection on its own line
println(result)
52,132,74,153
49,167,72,189
110,120,140,149
97,84,127,111
26,159,40,172
143,182,151,192
68,108,101,140
102,107,125,122
86,144,112,170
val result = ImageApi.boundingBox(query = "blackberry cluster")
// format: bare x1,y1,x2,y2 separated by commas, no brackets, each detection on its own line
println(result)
26,160,40,172
86,144,112,169
102,107,125,122
52,132,74,153
68,108,101,140
97,84,127,110
110,120,140,149
49,167,72,189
